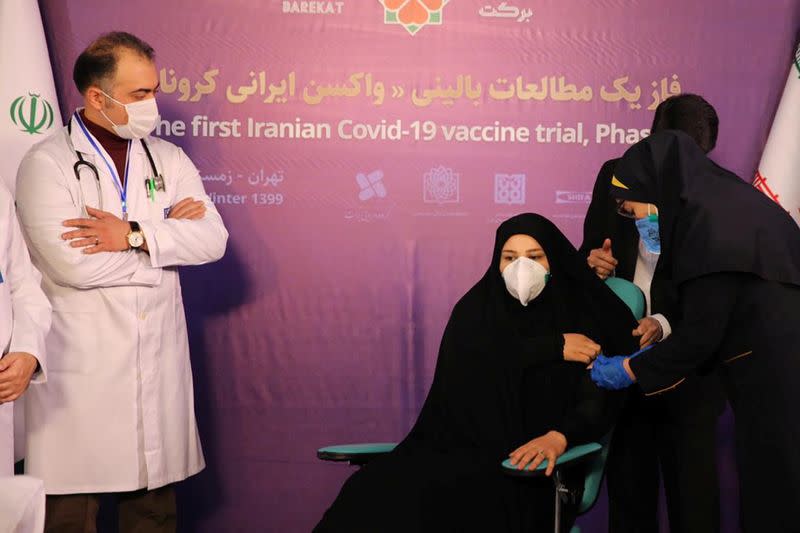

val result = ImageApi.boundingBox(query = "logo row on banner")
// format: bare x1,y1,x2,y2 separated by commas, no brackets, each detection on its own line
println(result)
202,166,592,219
355,169,590,205
282,1,533,34
342,169,592,223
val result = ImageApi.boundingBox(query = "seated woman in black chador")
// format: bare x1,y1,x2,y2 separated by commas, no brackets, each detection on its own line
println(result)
315,213,639,533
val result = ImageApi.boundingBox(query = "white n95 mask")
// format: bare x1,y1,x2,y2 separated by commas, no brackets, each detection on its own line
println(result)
502,257,550,306
100,91,160,139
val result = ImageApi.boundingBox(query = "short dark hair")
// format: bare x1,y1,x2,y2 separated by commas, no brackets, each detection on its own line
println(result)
73,32,155,95
650,93,719,153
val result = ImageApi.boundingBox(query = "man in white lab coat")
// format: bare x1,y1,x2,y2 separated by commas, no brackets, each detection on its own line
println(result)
0,181,51,478
15,32,228,532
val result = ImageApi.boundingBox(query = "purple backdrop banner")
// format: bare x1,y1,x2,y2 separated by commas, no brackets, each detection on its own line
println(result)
38,1,799,531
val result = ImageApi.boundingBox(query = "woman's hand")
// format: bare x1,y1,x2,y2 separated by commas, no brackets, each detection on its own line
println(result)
590,355,636,389
587,238,617,279
508,431,568,476
563,333,601,365
632,317,663,348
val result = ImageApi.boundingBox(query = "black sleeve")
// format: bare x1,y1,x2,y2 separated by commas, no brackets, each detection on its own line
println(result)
579,159,617,256
503,334,565,369
556,369,626,445
649,273,681,322
630,272,743,394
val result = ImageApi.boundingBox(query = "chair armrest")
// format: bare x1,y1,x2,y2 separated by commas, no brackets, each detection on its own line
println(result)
317,443,398,466
500,442,602,478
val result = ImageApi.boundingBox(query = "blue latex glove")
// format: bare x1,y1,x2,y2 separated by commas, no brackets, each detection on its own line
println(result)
590,355,635,390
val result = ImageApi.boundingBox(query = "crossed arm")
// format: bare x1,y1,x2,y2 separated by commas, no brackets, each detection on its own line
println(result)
15,148,228,291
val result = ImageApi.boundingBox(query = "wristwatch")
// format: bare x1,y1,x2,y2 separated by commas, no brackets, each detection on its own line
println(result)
127,221,145,249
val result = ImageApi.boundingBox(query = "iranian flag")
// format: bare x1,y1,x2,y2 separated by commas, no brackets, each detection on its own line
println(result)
0,0,62,196
754,42,800,225
0,0,62,469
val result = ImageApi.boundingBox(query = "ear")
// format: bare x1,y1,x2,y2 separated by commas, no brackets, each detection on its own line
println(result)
84,86,106,111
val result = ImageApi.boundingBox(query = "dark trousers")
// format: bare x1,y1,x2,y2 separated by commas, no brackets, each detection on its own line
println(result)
44,485,176,533
607,393,721,533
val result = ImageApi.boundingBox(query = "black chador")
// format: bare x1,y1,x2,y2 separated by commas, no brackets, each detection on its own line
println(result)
612,131,800,533
315,214,638,533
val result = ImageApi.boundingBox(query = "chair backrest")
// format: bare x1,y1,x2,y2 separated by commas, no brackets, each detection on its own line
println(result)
604,277,645,320
576,277,645,515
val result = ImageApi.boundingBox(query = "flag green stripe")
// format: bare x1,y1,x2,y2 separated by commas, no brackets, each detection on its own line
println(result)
795,42,800,76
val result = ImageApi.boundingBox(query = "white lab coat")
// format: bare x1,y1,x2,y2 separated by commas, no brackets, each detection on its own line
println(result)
0,475,46,533
0,182,51,478
15,113,228,493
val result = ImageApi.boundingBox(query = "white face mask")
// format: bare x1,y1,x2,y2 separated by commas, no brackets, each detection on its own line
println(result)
501,257,550,306
100,91,160,139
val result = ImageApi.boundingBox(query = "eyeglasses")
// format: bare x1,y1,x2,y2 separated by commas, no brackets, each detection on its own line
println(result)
616,200,658,219
615,199,636,218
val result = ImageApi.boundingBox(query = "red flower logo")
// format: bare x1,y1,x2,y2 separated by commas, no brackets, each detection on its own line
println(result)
379,0,450,35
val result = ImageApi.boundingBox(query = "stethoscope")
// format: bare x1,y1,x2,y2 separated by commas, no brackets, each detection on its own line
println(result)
67,113,163,217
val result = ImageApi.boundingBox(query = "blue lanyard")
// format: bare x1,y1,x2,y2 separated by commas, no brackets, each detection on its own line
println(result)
73,112,131,218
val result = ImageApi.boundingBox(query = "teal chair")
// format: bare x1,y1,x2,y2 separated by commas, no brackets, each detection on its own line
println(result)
604,277,645,321
502,442,605,533
317,442,397,466
318,278,646,532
